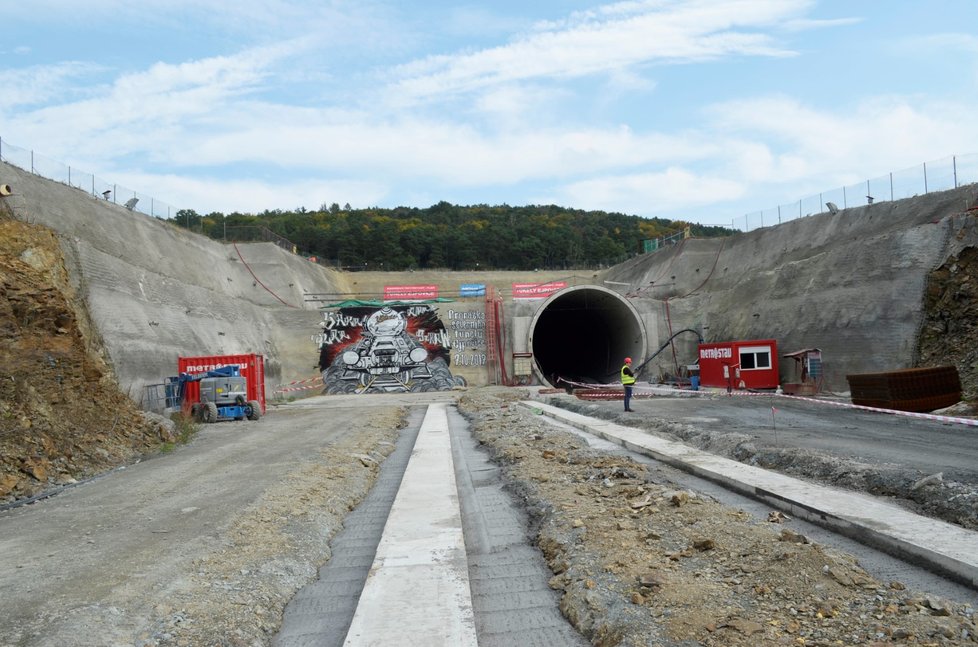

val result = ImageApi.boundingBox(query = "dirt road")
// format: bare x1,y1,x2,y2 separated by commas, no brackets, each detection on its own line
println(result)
0,402,406,646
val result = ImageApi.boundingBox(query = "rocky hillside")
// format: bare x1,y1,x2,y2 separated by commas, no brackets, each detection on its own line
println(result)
919,244,978,401
0,211,170,504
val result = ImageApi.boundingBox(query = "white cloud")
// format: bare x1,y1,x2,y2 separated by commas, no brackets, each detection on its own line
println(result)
705,94,978,184
5,0,973,226
114,171,389,216
901,32,978,53
8,0,355,34
0,63,100,111
781,17,862,32
553,167,745,216
387,0,805,103
4,45,299,165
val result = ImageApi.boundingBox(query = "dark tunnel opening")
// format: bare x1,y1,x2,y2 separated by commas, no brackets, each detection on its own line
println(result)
529,286,645,387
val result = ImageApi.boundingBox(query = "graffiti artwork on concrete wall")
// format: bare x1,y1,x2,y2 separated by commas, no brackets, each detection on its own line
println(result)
447,309,487,367
316,304,465,394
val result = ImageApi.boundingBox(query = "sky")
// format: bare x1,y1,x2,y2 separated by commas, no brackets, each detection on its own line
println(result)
2,0,978,227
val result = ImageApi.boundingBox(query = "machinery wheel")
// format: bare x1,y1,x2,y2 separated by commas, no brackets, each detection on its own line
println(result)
247,400,261,421
203,402,218,423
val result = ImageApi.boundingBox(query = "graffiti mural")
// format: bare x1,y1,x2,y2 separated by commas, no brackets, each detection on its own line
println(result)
447,309,487,367
315,304,465,394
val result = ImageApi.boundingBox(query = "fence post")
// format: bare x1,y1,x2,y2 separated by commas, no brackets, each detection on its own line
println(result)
923,162,928,194
778,205,782,224
890,173,893,200
843,185,847,208
953,156,958,188
31,150,35,174
68,166,71,186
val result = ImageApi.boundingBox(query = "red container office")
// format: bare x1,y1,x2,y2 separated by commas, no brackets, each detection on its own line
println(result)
697,340,779,390
177,354,266,413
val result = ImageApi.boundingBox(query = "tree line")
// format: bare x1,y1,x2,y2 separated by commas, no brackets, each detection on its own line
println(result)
173,201,734,271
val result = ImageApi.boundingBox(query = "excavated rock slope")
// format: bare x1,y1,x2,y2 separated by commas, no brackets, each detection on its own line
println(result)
0,213,169,502
599,186,978,397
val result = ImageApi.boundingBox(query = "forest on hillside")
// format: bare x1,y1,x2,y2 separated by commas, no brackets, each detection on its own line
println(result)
172,202,734,271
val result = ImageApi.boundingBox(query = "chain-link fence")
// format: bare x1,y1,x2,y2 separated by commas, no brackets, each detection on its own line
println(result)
733,153,978,232
5,135,974,238
0,136,180,220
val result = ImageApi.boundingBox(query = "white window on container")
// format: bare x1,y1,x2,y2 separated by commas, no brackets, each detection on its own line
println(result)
739,346,772,371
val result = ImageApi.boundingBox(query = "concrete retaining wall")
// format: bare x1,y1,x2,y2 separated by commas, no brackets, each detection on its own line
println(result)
0,161,350,401
600,185,978,390
4,157,975,398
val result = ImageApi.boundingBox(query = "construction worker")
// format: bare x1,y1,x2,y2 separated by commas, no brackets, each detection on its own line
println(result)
621,357,636,412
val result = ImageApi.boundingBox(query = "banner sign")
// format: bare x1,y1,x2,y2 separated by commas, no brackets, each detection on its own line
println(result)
459,283,486,298
512,281,567,299
384,284,439,301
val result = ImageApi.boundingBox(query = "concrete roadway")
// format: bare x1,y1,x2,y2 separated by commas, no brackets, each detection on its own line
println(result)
573,386,978,484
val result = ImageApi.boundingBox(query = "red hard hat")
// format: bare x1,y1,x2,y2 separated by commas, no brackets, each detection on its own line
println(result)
625,357,632,363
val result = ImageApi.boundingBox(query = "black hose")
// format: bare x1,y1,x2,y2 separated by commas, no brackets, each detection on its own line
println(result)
633,328,703,377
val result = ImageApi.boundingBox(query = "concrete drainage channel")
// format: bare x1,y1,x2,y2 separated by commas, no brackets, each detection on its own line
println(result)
273,406,426,646
274,404,586,647
527,404,978,604
447,405,589,647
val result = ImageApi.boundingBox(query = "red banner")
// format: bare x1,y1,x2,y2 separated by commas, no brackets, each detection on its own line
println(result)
512,281,567,299
384,284,439,301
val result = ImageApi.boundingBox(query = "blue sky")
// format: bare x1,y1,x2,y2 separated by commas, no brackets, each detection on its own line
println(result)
2,0,977,226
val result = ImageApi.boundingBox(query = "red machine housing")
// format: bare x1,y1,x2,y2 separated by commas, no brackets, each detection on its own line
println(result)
697,340,779,390
177,354,266,413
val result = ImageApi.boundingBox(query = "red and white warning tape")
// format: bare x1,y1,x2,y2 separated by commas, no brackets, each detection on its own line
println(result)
555,379,978,428
774,393,978,427
274,376,324,393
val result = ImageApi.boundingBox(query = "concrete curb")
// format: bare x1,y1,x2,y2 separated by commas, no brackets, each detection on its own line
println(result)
343,403,477,646
521,400,978,590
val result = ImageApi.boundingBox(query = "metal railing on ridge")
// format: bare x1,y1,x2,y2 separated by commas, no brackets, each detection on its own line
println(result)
7,134,974,249
0,136,179,220
732,153,978,232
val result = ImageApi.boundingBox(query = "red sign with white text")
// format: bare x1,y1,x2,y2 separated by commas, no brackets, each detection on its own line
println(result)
384,284,439,301
512,281,567,299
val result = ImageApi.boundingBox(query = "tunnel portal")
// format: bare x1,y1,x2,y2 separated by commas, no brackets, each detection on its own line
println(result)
529,286,646,388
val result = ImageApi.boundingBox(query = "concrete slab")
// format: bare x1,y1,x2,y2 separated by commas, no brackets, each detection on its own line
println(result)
274,408,427,647
343,403,477,646
523,400,978,589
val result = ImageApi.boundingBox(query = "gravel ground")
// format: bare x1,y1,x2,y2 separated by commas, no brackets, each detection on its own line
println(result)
544,391,978,531
457,388,978,646
0,404,404,647
2,388,977,646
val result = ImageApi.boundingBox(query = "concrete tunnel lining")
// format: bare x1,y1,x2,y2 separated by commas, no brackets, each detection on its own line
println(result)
529,285,647,388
